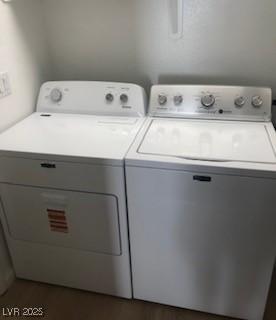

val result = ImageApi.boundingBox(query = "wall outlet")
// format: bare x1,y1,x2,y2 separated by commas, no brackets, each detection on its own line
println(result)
0,73,11,99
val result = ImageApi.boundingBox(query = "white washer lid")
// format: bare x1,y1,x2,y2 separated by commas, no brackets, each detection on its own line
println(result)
0,112,145,165
138,119,276,164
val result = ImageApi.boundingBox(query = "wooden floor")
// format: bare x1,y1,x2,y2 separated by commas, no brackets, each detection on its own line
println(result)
0,273,275,320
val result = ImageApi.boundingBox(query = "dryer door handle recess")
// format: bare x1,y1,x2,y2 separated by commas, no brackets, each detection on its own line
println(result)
41,163,56,169
193,175,212,182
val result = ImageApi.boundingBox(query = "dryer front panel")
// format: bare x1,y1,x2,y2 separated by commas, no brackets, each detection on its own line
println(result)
1,184,121,256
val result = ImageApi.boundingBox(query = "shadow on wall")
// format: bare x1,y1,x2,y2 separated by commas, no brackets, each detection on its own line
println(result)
158,74,272,87
0,0,51,132
39,0,152,92
8,0,52,83
6,0,276,105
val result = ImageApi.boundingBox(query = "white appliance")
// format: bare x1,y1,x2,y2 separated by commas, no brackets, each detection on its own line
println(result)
0,81,146,298
126,85,276,320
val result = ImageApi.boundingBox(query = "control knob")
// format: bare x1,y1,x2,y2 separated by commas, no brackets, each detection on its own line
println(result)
158,94,167,106
105,93,114,103
234,96,246,108
50,88,63,103
120,94,129,104
252,96,263,108
174,95,183,106
201,94,215,108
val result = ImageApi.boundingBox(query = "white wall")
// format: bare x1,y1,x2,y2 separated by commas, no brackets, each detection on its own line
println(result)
0,0,52,132
42,0,141,86
0,0,52,291
42,0,276,96
0,0,275,122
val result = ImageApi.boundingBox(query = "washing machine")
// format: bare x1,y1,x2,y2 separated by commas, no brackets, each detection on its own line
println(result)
0,81,146,298
126,85,276,319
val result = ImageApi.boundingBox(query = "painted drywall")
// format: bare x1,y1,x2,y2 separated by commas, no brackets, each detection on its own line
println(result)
0,0,52,132
42,0,142,86
0,0,52,291
42,0,276,96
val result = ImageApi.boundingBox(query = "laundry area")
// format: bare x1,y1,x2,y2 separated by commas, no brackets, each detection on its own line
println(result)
0,1,275,320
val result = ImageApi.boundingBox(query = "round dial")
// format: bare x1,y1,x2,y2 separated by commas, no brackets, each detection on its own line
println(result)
105,93,114,103
158,94,167,106
234,96,246,108
174,95,183,106
50,88,63,103
201,94,215,108
252,95,263,108
120,94,128,104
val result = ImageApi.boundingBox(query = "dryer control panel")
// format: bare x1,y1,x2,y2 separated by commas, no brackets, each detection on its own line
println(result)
37,81,147,117
150,85,272,121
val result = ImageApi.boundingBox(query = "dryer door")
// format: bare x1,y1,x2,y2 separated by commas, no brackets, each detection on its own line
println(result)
0,184,121,256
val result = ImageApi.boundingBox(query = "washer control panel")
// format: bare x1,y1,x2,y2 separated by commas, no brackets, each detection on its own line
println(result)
150,85,272,121
37,81,147,117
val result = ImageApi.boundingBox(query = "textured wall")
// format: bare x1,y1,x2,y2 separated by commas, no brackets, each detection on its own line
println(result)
0,0,51,132
42,0,276,96
0,0,52,290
